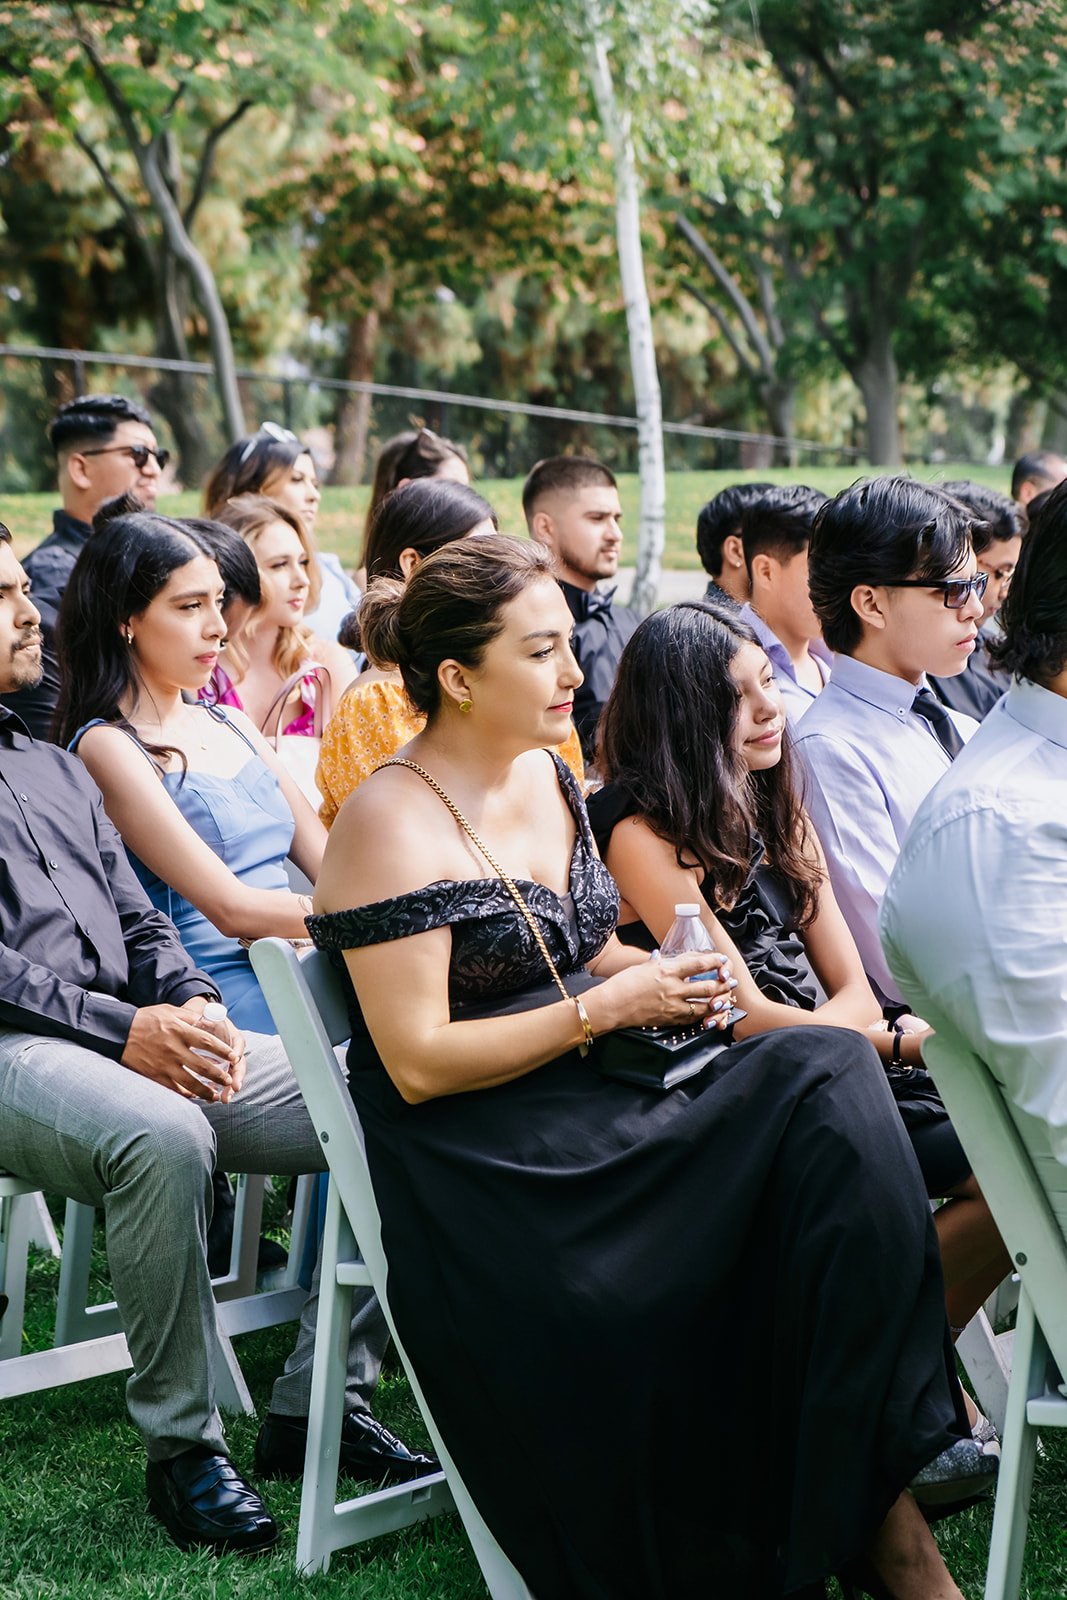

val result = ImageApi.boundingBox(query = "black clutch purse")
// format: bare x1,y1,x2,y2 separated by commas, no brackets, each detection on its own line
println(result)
593,1009,745,1092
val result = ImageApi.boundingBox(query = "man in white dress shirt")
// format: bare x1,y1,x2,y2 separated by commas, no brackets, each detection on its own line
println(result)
793,477,986,1004
881,482,1067,1173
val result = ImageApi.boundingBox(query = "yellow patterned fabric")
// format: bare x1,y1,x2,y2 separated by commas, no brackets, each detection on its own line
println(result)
317,677,585,828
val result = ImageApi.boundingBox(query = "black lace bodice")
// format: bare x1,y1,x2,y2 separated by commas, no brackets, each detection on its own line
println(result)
307,755,619,1005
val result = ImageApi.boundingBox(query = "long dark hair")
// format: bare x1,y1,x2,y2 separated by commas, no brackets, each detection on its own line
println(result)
203,426,307,514
363,427,469,544
989,478,1067,684
55,508,220,765
597,601,821,927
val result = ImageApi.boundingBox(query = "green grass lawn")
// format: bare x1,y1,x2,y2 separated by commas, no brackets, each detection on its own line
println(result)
1,462,1015,574
3,1207,1066,1598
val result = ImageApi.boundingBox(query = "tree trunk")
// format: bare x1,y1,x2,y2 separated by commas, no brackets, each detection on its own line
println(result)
331,310,380,486
763,378,798,467
1003,389,1042,461
1040,391,1067,453
583,7,665,617
134,140,245,443
149,244,215,488
853,326,902,465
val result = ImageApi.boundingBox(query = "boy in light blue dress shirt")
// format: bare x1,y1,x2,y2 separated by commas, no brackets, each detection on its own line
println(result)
882,483,1067,1175
793,477,986,1004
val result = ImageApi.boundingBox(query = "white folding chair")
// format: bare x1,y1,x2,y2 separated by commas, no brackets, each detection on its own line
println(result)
921,1028,1067,1600
1,1166,314,1412
250,936,534,1595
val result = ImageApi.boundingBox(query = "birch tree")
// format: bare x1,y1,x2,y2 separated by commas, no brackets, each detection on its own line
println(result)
458,0,783,611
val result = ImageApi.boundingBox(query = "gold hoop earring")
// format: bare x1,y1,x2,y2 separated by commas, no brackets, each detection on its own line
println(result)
458,697,472,714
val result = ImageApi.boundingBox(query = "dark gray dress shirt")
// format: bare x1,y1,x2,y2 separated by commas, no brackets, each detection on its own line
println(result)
0,707,220,1058
0,508,91,739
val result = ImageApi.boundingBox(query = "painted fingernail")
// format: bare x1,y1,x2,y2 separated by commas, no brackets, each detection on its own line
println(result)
712,998,728,1012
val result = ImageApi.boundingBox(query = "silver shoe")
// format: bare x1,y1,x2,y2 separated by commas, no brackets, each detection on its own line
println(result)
970,1407,1001,1459
909,1437,999,1506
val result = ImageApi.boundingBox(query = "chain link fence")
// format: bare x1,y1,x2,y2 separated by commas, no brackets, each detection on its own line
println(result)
0,342,863,494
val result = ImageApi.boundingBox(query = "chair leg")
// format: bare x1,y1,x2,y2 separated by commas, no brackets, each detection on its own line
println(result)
295,1179,353,1576
0,1192,33,1362
957,1306,1013,1435
282,1173,315,1290
213,1173,266,1301
984,1291,1043,1600
54,1200,122,1343
25,1192,60,1257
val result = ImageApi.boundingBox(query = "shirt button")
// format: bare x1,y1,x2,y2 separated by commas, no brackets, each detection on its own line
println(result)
18,793,27,801
48,859,59,869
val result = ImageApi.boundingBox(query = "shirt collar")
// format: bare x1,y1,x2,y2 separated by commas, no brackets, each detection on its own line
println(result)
53,507,93,544
703,578,740,611
560,580,617,621
1002,675,1067,751
828,653,929,717
738,604,833,679
0,704,31,739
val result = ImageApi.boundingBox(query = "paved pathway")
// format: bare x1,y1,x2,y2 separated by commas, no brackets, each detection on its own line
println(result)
615,566,708,608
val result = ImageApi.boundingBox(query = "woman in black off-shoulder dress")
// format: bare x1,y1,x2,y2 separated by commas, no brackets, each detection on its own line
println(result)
310,535,972,1600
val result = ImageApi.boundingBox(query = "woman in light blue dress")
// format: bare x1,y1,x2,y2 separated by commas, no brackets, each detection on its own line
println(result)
55,509,324,1027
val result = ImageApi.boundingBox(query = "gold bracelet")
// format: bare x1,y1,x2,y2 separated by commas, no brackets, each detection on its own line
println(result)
573,996,595,1057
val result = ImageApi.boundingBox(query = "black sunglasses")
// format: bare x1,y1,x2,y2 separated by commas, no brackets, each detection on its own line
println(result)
884,572,989,609
80,443,170,471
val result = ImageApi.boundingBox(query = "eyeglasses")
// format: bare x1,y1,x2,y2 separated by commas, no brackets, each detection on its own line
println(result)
79,443,170,471
238,421,301,465
885,572,989,609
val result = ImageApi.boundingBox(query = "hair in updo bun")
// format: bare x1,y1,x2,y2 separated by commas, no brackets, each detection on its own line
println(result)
358,534,556,717
356,576,407,670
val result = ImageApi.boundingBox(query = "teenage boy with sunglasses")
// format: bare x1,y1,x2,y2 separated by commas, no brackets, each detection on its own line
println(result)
793,477,986,1005
0,393,167,738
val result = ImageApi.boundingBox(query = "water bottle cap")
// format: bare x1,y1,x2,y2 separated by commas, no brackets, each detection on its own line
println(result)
673,903,701,917
201,1002,228,1022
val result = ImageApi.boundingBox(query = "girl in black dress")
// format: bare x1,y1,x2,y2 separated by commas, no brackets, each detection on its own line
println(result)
588,601,1009,1417
310,537,980,1599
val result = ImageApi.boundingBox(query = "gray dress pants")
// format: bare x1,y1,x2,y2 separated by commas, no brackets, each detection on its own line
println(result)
0,1027,389,1460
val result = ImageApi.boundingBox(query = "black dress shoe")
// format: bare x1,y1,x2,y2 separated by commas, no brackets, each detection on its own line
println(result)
255,1408,440,1484
146,1446,279,1555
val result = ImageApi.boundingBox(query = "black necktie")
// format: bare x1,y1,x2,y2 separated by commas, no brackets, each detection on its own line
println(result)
912,686,965,759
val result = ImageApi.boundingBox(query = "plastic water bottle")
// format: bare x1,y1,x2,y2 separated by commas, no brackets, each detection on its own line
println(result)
190,1001,230,1092
658,904,719,985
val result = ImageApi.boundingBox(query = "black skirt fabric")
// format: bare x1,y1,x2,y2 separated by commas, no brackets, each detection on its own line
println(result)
347,1024,963,1598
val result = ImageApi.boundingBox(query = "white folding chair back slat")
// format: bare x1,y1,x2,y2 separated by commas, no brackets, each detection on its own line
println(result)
921,1030,1067,1600
251,936,534,1595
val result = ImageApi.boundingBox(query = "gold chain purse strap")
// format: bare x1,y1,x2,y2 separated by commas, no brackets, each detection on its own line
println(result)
380,758,594,1056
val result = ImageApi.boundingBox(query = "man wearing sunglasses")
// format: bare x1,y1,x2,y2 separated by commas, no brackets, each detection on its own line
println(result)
926,480,1027,722
0,393,167,739
792,477,985,1005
